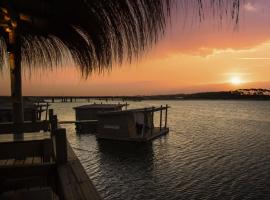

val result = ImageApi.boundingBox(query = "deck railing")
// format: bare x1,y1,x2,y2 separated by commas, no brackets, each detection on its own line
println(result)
0,108,101,199
143,105,169,136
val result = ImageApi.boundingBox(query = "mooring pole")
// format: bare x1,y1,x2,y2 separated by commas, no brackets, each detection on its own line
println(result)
165,105,168,128
150,107,154,135
160,105,163,131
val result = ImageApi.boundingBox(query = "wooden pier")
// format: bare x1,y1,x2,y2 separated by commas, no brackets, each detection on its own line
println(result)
0,109,102,200
1,96,143,103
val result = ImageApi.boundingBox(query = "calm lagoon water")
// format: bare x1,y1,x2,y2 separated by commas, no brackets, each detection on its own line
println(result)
51,100,270,200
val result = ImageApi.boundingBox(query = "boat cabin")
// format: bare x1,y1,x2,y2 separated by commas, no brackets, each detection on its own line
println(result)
97,105,169,142
73,103,128,133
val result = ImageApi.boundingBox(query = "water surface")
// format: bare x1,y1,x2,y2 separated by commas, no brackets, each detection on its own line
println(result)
51,100,270,200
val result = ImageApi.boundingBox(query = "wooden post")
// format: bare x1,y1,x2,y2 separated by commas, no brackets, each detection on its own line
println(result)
165,105,168,128
150,107,154,135
54,128,67,164
49,109,54,122
43,138,53,163
31,109,37,122
8,24,24,128
38,104,42,120
51,115,58,134
45,102,49,120
160,105,163,131
142,109,147,137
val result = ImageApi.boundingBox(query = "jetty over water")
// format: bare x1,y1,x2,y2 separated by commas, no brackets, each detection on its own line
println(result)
14,96,144,103
0,109,102,200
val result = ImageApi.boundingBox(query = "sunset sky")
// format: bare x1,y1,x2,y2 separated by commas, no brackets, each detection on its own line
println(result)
1,0,270,96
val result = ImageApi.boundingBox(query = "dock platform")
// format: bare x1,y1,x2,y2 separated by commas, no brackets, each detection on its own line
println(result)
57,142,101,200
0,110,102,200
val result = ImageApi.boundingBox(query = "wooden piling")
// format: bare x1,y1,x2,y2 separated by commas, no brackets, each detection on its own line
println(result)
165,105,168,128
150,107,154,135
160,105,163,131
142,108,147,137
49,109,54,123
45,103,49,121
54,128,67,165
51,115,58,134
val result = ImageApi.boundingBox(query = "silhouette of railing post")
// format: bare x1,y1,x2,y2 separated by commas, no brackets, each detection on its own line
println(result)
48,109,67,164
160,105,163,131
165,105,168,128
54,128,67,164
142,108,147,137
49,109,54,123
151,107,154,135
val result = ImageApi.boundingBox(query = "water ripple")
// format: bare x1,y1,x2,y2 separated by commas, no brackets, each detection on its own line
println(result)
52,100,270,200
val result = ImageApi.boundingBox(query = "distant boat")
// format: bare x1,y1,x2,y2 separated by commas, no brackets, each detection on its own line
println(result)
96,105,169,142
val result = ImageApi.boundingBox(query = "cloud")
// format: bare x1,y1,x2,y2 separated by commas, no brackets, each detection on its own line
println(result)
238,57,270,60
244,2,257,12
152,0,270,57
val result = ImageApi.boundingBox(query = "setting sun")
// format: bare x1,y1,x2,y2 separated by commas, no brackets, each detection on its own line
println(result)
230,76,243,85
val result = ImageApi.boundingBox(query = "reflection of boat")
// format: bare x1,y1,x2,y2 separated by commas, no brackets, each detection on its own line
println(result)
96,139,155,193
73,103,128,133
97,139,154,155
97,105,169,142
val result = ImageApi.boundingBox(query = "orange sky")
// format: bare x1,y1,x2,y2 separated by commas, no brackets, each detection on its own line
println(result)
1,0,270,96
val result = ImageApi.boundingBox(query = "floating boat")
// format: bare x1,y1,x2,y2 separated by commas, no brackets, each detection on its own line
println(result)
73,103,128,133
97,105,169,142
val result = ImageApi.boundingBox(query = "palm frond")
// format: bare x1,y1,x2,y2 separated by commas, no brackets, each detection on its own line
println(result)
0,0,240,76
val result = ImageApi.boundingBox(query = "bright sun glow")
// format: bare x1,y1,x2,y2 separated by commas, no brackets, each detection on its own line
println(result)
230,76,243,85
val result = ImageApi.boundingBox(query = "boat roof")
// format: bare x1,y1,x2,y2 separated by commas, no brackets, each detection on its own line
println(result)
73,104,126,110
98,106,169,116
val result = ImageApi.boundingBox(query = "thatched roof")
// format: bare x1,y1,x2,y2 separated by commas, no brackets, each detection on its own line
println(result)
0,0,240,76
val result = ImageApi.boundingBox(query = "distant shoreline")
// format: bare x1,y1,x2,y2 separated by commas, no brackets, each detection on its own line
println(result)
1,89,270,102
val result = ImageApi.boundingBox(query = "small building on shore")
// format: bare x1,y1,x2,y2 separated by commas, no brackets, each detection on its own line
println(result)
97,105,169,142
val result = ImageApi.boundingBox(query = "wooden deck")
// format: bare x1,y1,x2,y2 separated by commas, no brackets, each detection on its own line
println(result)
0,121,50,134
0,115,102,200
0,132,56,199
57,142,101,200
1,187,58,200
145,127,169,141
